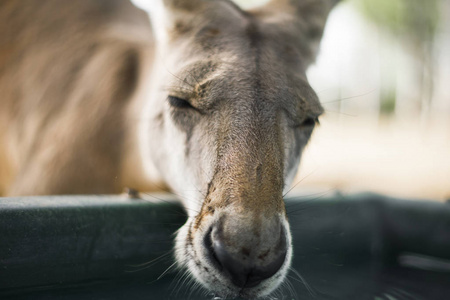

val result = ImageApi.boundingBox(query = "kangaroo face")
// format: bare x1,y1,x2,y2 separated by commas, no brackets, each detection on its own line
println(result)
0,0,336,296
141,0,336,298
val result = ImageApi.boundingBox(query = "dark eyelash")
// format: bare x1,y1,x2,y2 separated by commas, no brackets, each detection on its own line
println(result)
168,96,194,109
300,117,319,128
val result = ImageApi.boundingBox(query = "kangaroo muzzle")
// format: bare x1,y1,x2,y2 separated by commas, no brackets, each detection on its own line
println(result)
205,213,288,288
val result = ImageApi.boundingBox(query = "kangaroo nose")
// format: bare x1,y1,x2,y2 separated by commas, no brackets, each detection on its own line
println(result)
207,226,287,288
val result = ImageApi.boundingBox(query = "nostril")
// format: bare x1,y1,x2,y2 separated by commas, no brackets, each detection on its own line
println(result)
207,225,288,289
252,242,287,283
212,232,251,287
203,227,223,272
255,227,287,278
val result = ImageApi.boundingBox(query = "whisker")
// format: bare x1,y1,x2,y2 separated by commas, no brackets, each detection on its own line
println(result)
285,188,336,204
160,85,194,92
186,68,201,86
286,188,336,209
157,260,178,280
178,269,195,297
289,267,317,297
278,276,297,300
141,180,205,214
324,109,358,117
169,268,188,295
315,86,336,95
141,192,202,215
126,251,172,268
185,275,199,299
164,67,196,88
283,169,318,198
140,193,192,216
125,251,173,273
287,277,299,299
321,88,378,104
287,193,331,216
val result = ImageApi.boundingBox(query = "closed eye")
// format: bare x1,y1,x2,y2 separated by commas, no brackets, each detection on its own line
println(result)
168,95,194,109
301,116,319,128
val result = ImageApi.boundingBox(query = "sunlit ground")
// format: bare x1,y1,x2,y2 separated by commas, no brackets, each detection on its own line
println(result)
295,116,450,201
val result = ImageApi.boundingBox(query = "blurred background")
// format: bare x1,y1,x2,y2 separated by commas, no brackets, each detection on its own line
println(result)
133,0,450,201
303,0,450,202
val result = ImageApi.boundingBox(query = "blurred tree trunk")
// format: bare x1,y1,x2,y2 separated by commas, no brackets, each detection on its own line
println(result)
353,0,440,122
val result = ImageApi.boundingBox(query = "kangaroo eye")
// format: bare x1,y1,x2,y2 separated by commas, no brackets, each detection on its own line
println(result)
301,117,319,128
168,96,193,109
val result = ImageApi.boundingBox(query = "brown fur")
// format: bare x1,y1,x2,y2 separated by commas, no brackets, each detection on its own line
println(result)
0,0,156,195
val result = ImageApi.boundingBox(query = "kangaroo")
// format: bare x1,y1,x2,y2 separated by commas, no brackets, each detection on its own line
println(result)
0,0,339,298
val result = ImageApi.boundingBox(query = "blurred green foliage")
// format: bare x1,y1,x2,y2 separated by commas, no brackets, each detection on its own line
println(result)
380,89,397,115
352,0,441,116
352,0,440,44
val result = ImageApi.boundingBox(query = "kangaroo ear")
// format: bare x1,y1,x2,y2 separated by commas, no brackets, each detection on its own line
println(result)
149,0,206,43
162,0,205,11
253,0,340,65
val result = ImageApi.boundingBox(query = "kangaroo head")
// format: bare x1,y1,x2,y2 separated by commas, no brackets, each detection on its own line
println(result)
140,0,337,298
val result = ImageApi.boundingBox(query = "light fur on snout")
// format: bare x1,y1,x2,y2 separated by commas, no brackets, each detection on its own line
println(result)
176,207,293,298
